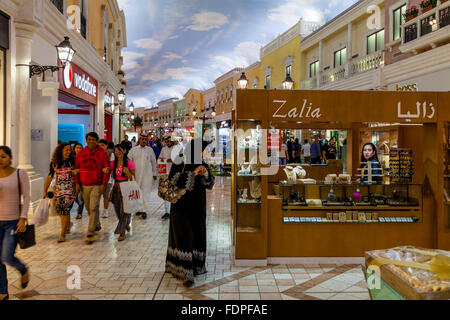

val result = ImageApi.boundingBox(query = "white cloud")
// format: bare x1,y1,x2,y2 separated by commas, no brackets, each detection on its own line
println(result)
130,85,148,91
134,38,163,50
328,0,339,8
234,42,262,66
117,0,131,9
162,52,183,60
142,67,199,82
268,0,325,26
168,35,180,40
186,11,229,31
122,51,146,71
182,59,188,64
132,97,152,108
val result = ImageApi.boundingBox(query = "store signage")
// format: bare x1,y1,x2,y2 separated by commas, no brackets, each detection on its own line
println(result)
397,101,435,122
59,61,98,106
272,99,322,119
395,83,418,92
105,91,115,110
63,63,97,97
221,121,229,128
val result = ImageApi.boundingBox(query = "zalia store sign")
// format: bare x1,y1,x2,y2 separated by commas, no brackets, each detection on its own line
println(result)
59,61,98,105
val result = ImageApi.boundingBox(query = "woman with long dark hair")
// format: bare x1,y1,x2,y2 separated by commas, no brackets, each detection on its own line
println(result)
109,144,135,241
359,142,382,183
73,143,85,220
0,146,30,300
165,139,215,288
43,143,78,242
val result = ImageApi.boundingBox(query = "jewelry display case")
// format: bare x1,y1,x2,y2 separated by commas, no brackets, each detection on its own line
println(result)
279,182,423,224
235,120,263,232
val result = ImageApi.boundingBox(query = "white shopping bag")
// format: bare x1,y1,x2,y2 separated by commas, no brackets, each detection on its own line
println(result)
119,181,144,214
33,198,50,226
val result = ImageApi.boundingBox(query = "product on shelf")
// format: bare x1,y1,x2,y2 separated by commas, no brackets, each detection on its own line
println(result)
389,148,415,183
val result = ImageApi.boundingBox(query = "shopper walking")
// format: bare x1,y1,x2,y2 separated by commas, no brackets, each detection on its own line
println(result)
121,135,133,153
286,138,294,164
165,139,215,288
149,136,162,159
325,138,337,162
106,142,115,160
0,146,30,300
159,134,178,220
293,138,302,164
74,132,110,245
109,145,135,241
311,136,322,165
98,139,113,219
127,134,158,219
302,139,311,164
73,143,85,220
43,143,78,243
279,140,288,165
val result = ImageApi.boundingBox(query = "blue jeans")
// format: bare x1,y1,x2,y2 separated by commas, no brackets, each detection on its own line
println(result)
0,220,28,294
279,158,287,165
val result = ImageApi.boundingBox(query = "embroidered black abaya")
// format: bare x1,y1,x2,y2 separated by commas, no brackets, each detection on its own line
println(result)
165,140,215,282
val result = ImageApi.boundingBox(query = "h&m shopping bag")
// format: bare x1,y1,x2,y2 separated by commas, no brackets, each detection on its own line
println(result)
33,199,50,227
158,163,167,175
120,181,144,214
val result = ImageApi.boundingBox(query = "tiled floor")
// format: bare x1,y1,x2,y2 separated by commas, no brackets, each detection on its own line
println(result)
5,177,370,300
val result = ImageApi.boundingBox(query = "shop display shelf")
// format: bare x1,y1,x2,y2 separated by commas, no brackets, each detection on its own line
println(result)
282,218,418,224
237,227,261,233
237,173,261,177
282,205,420,211
237,199,261,204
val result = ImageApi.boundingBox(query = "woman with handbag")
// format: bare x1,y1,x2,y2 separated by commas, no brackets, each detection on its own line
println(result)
109,144,135,241
43,143,79,243
0,146,30,300
165,139,215,288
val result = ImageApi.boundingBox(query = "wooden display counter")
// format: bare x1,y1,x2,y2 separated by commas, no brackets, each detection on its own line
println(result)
232,89,450,263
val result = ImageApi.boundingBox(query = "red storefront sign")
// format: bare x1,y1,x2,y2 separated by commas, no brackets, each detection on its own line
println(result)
58,61,98,105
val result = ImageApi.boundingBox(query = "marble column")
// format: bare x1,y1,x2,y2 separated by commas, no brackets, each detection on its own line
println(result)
97,81,107,139
15,21,37,174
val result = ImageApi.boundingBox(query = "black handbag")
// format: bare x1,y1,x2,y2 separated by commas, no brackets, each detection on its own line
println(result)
16,169,36,249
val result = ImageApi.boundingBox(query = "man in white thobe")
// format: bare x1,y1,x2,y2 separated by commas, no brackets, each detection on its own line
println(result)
127,133,158,219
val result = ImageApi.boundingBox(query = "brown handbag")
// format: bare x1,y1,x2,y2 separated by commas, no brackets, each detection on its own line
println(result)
158,167,186,204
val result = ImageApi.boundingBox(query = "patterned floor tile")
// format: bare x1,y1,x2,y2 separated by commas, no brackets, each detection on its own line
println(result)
4,178,369,300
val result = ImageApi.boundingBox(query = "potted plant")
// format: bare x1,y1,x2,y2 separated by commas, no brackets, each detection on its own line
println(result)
404,6,419,22
421,0,438,13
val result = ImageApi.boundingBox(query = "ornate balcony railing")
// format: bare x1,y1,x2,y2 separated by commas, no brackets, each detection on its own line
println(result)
321,65,346,86
402,1,450,45
351,51,384,74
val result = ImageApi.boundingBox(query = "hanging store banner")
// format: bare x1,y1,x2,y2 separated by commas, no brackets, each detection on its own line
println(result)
58,61,98,105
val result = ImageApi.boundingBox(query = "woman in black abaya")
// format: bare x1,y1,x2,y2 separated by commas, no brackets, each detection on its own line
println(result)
165,139,215,287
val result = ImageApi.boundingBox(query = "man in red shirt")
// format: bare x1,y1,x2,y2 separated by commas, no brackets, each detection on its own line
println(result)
74,132,110,244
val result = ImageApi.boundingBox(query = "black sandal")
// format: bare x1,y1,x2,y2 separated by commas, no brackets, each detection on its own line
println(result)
183,280,194,288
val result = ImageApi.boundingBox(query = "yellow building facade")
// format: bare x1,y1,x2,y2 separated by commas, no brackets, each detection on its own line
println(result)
300,0,386,90
66,0,126,76
259,19,321,90
184,89,203,123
